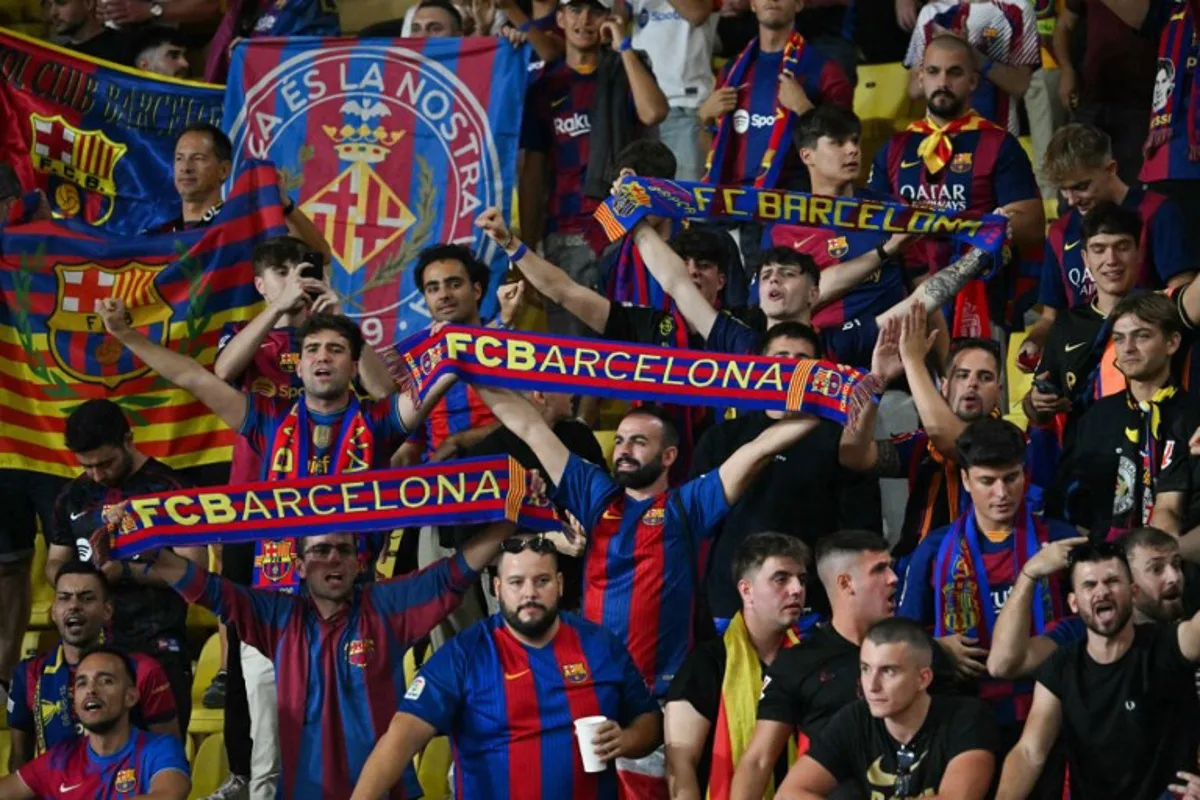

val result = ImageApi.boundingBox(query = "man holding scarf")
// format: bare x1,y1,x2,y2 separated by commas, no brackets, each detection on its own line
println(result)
475,386,824,799
1053,292,1200,539
663,532,811,800
897,418,1075,744
868,34,1042,335
698,0,852,190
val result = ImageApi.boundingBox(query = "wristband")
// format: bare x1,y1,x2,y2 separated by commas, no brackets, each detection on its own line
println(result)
518,20,533,31
875,243,890,262
509,242,529,261
618,36,632,52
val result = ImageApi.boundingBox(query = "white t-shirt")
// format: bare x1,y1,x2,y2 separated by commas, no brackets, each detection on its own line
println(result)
630,0,717,108
904,0,1040,135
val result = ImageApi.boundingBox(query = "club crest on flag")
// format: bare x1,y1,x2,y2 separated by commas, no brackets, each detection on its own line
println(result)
227,41,514,348
612,180,652,217
826,236,849,259
29,114,127,225
48,262,171,388
114,769,137,794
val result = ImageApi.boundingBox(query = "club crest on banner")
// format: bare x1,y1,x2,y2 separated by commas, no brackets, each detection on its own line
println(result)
227,43,508,348
29,114,127,225
47,262,171,388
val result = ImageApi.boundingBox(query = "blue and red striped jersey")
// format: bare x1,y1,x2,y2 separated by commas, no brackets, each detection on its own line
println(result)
7,644,176,756
897,517,1079,726
400,612,660,800
552,453,729,697
217,324,301,486
716,45,852,187
1140,0,1200,182
1040,188,1194,309
408,383,498,457
17,728,188,800
769,188,909,328
172,555,478,798
521,60,609,252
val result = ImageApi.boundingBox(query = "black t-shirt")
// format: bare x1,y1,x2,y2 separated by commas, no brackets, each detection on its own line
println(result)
665,637,792,794
603,302,705,350
1035,622,1200,800
1035,303,1107,444
690,412,882,619
67,29,133,65
51,459,190,650
805,695,1000,798
757,624,957,742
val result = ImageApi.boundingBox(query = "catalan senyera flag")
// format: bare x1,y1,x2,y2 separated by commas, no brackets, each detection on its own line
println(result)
0,162,286,478
0,26,225,235
223,36,527,349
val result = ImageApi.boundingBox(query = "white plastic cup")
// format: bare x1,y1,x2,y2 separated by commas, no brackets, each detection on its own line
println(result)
573,715,609,773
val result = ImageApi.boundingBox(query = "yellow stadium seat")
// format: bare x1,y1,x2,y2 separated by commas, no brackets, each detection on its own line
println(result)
187,603,218,629
376,529,406,579
1005,331,1034,430
594,430,616,466
187,733,230,800
188,633,223,736
854,63,924,183
0,730,9,777
29,536,53,629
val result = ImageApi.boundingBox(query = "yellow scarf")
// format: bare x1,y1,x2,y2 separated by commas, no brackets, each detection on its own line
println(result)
906,110,999,174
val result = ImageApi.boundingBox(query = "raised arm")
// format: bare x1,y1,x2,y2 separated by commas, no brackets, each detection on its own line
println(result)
98,298,248,431
632,219,719,338
817,234,912,306
995,684,1063,799
602,20,669,125
476,208,612,334
718,415,821,505
349,713,438,800
839,318,905,475
475,386,570,486
897,304,964,456
876,247,994,326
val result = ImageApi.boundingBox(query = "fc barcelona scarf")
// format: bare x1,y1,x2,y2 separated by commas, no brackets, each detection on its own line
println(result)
106,457,559,558
1110,385,1179,538
253,396,376,589
704,32,808,188
933,505,1060,646
389,326,877,427
1147,0,1200,161
595,176,1008,262
709,613,801,800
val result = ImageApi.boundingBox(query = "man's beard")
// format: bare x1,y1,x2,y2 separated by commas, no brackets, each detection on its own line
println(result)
501,599,559,639
927,90,966,119
612,458,664,490
1139,589,1184,622
81,713,122,735
1080,598,1133,637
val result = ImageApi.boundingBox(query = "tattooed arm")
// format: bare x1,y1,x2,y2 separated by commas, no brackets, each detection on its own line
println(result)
875,247,993,327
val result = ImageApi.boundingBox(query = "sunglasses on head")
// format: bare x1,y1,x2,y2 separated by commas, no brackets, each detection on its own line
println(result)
500,536,556,555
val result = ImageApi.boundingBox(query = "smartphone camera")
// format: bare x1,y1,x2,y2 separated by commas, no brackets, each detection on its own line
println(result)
300,252,325,297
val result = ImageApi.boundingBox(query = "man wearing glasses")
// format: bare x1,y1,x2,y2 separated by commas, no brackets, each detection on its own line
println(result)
100,524,518,800
776,618,999,799
351,533,664,799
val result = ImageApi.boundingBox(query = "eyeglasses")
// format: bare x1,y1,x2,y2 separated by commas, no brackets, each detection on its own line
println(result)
500,536,556,555
894,745,917,798
304,543,356,560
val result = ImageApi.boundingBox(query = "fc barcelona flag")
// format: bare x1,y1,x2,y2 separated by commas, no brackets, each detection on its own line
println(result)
223,36,526,349
0,162,286,477
0,27,224,236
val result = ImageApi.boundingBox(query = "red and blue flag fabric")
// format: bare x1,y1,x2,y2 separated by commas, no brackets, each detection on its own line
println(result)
0,162,285,477
0,28,224,236
222,36,527,350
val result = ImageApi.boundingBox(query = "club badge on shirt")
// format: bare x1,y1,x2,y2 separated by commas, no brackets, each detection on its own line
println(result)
950,152,974,174
642,507,666,526
347,638,375,668
562,662,589,684
826,237,849,259
115,769,137,794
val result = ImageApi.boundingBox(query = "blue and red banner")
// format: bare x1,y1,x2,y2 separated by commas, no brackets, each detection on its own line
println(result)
0,27,225,235
223,36,527,350
390,325,877,426
0,162,285,477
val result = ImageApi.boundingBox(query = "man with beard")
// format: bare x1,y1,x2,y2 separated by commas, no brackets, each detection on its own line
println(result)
996,542,1200,799
128,27,191,78
0,647,190,799
730,530,954,800
41,0,130,62
1052,292,1200,538
869,34,1042,331
351,535,663,799
7,561,178,770
476,387,823,797
840,307,1007,559
123,523,516,799
664,533,812,799
44,400,205,732
777,619,998,799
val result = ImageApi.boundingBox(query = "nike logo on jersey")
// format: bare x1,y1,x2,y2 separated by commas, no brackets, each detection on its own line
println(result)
505,669,531,681
69,510,89,521
60,784,83,793
1064,342,1087,352
900,158,923,168
1064,240,1080,251
601,510,622,520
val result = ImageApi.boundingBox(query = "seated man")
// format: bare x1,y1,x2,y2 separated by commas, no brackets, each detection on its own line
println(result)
0,646,189,799
350,534,663,799
778,618,998,799
7,561,178,769
664,532,811,799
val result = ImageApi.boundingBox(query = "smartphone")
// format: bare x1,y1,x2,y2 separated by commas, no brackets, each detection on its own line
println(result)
1033,378,1061,397
300,252,324,297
